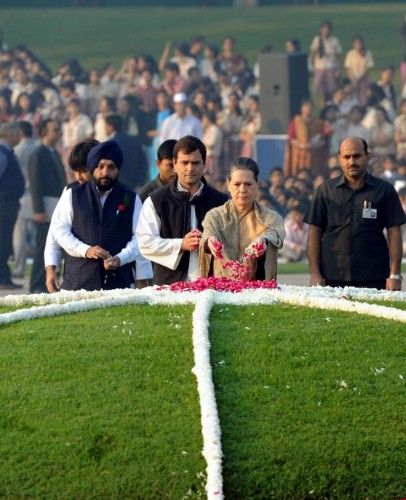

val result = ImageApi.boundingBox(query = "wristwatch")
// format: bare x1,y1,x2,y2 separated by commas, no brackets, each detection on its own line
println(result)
389,274,403,282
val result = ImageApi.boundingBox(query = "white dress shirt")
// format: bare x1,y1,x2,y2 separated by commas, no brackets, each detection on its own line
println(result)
49,186,152,280
136,181,204,282
159,112,203,144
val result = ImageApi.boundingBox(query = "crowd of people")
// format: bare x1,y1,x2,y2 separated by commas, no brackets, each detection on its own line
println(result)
0,18,406,293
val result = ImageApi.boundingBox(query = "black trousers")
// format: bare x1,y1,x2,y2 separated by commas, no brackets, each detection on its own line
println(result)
0,200,20,284
325,279,387,290
30,221,50,294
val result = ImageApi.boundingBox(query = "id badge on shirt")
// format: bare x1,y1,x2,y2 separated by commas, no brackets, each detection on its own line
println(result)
362,201,377,219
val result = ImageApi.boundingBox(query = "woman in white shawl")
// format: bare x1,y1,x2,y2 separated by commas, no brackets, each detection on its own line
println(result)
199,157,285,281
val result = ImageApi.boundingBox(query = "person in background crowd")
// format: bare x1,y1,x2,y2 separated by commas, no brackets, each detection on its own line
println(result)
136,135,228,285
86,69,104,120
31,74,62,120
219,36,246,81
239,94,261,157
285,38,301,53
202,110,223,182
199,44,220,83
0,60,11,90
279,201,309,263
218,91,243,165
381,154,399,184
305,137,406,290
134,69,158,115
146,90,172,180
344,35,374,106
370,106,395,161
343,105,370,143
309,20,342,104
136,53,160,86
284,99,330,178
10,67,32,107
189,35,206,65
104,113,148,191
377,66,397,122
0,91,12,122
331,79,359,118
117,94,144,141
169,42,197,82
138,139,176,203
61,98,93,179
13,92,41,130
0,122,25,290
99,62,120,98
320,103,344,156
395,159,406,192
28,119,66,293
12,121,38,278
268,167,285,197
394,98,406,160
59,80,78,106
114,56,138,96
159,61,186,97
159,92,203,144
94,95,116,142
191,89,207,115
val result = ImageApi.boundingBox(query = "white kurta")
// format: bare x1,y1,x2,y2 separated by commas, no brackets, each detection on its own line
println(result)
136,182,203,282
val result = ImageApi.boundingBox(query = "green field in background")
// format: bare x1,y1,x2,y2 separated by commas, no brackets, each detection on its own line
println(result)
1,4,404,90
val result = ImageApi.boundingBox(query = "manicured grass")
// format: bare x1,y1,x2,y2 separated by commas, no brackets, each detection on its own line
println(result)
0,304,207,498
1,297,406,497
1,4,404,88
210,304,406,498
278,261,309,274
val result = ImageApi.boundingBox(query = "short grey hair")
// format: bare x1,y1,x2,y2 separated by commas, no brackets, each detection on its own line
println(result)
227,156,260,182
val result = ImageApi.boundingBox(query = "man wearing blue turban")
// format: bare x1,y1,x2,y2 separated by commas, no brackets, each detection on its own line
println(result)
52,140,152,290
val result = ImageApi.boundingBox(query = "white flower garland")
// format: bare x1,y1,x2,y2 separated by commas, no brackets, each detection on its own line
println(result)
1,284,406,500
1,284,405,312
191,291,223,500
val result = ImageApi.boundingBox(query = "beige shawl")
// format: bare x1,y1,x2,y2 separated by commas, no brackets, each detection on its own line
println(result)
199,200,286,280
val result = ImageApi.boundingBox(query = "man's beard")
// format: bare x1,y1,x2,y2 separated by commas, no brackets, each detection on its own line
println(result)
95,176,118,192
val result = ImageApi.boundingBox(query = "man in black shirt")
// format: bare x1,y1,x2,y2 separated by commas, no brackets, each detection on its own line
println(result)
305,136,406,290
138,139,176,203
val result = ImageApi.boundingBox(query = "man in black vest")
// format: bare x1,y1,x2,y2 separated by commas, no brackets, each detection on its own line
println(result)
0,123,25,290
52,140,152,291
136,135,228,285
44,138,98,293
28,119,66,293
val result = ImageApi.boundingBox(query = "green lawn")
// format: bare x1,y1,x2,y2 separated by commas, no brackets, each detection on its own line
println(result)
210,304,406,498
0,299,405,497
0,305,207,498
1,4,404,88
